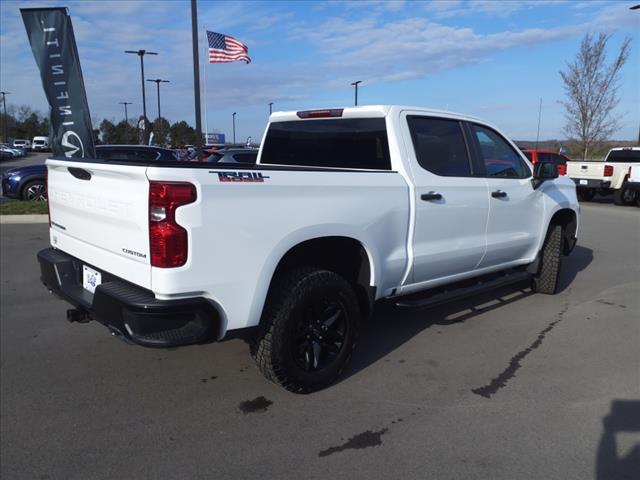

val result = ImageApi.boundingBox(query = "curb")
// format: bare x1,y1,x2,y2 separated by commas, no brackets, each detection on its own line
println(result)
0,214,49,224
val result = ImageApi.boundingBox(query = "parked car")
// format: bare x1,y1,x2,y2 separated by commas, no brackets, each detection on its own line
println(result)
206,148,258,163
31,136,50,152
1,144,25,157
12,139,31,151
567,147,640,204
1,145,180,201
38,105,579,392
0,149,15,161
521,150,569,176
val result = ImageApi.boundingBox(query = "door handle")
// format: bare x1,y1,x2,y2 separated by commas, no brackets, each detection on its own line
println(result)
491,190,507,198
421,192,442,201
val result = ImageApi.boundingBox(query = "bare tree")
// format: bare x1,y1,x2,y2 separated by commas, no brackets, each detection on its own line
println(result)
560,33,631,160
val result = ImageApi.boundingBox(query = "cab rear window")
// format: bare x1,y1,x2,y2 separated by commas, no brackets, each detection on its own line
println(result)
606,150,640,162
260,118,391,170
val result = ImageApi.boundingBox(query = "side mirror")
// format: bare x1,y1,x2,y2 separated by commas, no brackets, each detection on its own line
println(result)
532,160,558,189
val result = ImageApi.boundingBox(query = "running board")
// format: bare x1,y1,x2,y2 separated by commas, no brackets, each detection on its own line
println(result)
395,271,532,309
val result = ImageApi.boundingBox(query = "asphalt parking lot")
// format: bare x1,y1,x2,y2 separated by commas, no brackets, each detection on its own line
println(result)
1,202,638,480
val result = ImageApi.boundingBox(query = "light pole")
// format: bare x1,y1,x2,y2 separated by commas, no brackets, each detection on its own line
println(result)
124,49,157,127
232,112,237,144
633,5,640,142
119,101,132,124
146,79,169,120
269,102,273,115
351,80,362,106
0,91,10,142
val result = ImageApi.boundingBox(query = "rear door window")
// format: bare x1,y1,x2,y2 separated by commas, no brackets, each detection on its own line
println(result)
406,116,471,177
261,118,391,170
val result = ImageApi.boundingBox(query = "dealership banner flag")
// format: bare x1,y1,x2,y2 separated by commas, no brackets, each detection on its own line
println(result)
21,7,96,158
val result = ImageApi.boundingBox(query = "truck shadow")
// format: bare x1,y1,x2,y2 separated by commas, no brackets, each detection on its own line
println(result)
595,400,640,480
340,245,593,382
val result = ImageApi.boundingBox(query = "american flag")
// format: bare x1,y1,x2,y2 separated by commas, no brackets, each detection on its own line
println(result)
207,31,251,64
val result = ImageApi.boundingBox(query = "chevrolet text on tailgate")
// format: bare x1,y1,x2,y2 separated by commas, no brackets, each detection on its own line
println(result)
39,105,580,393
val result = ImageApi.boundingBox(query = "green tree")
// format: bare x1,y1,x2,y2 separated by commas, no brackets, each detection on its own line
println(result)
169,120,197,146
114,120,136,144
99,119,117,144
151,117,170,145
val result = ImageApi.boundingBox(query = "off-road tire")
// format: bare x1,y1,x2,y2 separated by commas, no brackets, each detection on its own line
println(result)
251,267,359,393
532,224,563,295
577,189,595,202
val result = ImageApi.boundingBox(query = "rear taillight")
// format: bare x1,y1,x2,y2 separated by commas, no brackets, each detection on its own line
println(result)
558,164,567,176
604,165,613,177
149,182,196,268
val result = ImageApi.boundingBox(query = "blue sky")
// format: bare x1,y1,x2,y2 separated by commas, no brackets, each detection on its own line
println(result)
1,0,638,142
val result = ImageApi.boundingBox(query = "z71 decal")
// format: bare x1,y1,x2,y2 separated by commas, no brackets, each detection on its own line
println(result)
212,171,270,183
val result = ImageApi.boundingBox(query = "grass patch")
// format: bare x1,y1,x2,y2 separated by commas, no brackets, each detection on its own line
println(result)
0,201,49,215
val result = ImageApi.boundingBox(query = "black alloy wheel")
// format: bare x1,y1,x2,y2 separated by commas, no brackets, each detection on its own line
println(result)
293,298,348,372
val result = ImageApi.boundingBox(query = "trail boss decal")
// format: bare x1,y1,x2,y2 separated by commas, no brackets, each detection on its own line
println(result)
213,171,270,183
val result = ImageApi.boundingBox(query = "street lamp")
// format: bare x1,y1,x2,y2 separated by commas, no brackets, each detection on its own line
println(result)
351,80,362,106
124,49,158,126
269,102,273,115
232,112,237,144
146,79,170,120
119,101,132,124
0,91,10,142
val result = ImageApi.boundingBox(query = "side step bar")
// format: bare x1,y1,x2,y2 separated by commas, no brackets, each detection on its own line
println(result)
395,271,532,310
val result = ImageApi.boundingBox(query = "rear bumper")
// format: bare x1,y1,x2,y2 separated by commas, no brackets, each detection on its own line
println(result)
571,178,611,189
37,248,219,348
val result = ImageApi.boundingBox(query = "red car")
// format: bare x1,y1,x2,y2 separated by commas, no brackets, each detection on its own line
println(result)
521,150,569,176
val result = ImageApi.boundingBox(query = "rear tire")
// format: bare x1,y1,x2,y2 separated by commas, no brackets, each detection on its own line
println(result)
613,185,634,206
577,189,595,201
251,267,359,393
532,224,562,295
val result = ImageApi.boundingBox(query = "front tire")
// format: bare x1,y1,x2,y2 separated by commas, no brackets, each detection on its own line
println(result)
532,224,563,295
21,180,47,201
251,267,359,393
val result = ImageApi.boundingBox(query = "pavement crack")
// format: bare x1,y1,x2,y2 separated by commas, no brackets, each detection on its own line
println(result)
471,302,568,399
318,429,388,457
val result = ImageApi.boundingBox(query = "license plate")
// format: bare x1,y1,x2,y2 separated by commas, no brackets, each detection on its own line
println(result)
579,179,588,185
82,265,102,294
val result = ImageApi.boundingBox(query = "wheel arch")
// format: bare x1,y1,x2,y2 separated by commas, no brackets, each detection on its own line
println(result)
548,208,578,255
267,236,376,321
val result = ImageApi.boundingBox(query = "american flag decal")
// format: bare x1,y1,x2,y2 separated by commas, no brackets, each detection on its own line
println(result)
207,31,251,64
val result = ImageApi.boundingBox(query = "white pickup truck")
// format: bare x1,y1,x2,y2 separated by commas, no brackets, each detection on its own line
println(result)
567,147,640,205
38,106,579,392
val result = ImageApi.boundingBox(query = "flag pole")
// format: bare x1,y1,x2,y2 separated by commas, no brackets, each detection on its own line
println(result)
190,0,202,148
202,26,209,144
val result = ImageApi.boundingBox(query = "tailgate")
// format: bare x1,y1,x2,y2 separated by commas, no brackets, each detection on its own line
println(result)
567,161,605,179
47,159,151,289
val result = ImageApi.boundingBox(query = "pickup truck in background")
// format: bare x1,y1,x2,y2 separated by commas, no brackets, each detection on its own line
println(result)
37,105,579,393
567,147,640,204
